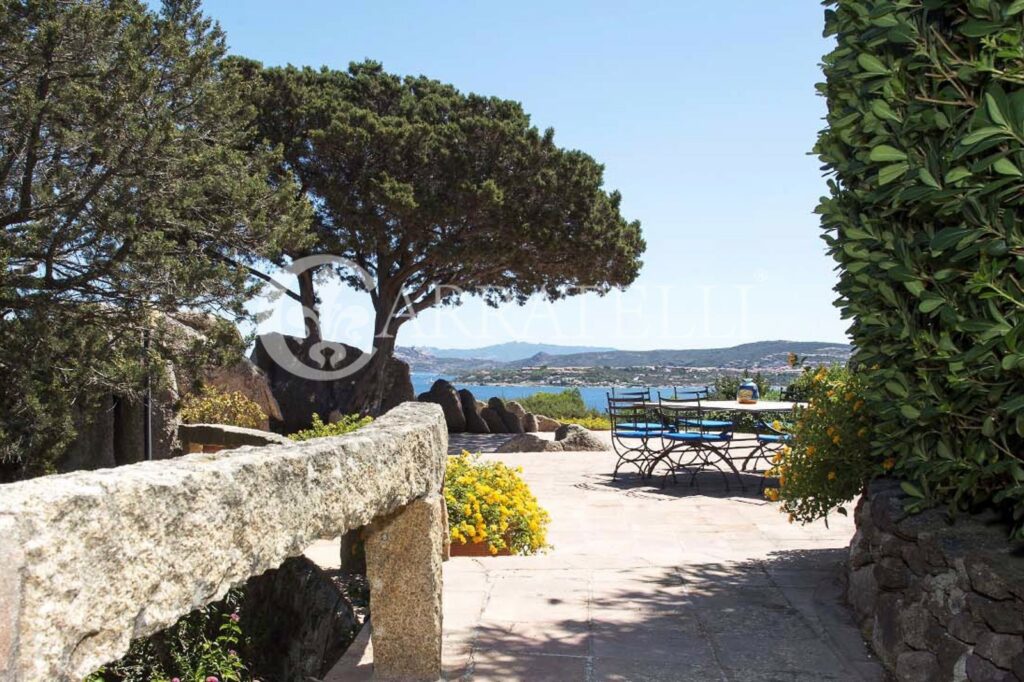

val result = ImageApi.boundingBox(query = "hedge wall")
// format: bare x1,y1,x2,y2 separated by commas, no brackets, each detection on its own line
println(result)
815,0,1024,534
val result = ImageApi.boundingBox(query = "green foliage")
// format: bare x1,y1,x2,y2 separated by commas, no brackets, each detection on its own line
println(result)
86,590,248,682
289,413,373,442
179,386,268,431
517,389,598,420
239,59,645,412
712,373,773,401
0,0,308,478
769,366,880,522
815,0,1024,534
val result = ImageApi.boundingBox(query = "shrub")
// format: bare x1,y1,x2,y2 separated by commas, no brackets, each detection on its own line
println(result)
517,388,599,420
768,366,881,523
712,373,772,401
445,452,550,555
564,415,611,431
288,413,372,441
178,386,267,431
816,1,1024,534
85,590,247,682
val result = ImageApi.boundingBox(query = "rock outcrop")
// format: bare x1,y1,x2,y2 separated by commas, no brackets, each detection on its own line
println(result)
555,424,607,451
204,359,283,429
480,406,506,434
243,556,359,681
252,333,414,434
459,389,490,434
418,380,467,433
495,434,563,453
534,414,561,432
489,397,524,433
523,413,538,433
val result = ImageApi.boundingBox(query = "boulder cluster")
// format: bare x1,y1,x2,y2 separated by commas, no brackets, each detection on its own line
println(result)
417,379,559,434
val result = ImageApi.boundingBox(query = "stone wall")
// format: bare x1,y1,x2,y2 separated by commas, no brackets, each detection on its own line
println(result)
848,480,1024,682
0,402,446,681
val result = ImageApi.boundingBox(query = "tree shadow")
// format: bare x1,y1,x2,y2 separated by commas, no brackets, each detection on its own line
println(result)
585,466,776,503
450,548,886,681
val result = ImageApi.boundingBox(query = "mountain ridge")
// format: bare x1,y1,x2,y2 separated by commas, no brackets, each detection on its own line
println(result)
395,340,852,372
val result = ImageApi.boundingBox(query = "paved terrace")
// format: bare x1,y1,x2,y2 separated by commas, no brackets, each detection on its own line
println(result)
323,432,885,681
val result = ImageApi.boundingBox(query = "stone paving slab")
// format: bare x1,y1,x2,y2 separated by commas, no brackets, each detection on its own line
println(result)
320,436,886,681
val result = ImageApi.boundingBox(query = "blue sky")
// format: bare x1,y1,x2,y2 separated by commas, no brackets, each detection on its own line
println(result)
202,0,848,350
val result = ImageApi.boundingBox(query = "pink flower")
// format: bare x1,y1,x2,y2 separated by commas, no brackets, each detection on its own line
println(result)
206,677,219,682
171,679,180,682
230,612,240,623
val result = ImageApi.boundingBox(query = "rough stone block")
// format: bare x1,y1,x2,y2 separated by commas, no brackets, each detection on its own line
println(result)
975,632,1024,670
178,423,291,451
0,402,447,681
965,652,1009,682
896,651,940,682
365,494,444,681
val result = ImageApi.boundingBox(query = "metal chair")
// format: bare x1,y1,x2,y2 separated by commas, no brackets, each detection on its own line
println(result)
742,418,794,473
655,391,743,491
607,393,663,480
673,386,734,432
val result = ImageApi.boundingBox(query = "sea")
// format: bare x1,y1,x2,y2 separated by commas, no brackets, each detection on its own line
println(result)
411,372,676,411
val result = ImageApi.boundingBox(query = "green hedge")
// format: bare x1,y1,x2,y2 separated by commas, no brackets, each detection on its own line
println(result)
815,0,1024,534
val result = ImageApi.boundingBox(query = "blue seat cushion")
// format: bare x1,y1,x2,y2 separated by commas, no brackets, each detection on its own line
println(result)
757,434,793,443
614,429,662,439
681,419,733,429
663,432,732,443
617,421,662,431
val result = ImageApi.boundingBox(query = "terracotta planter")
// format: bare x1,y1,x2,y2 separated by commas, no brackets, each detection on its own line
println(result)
448,539,512,557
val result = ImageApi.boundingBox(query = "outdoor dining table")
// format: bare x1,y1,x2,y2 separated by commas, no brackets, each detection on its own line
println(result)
633,399,807,488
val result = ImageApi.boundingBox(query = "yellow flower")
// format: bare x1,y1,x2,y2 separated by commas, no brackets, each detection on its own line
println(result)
828,471,837,481
883,457,896,471
764,488,780,502
806,446,816,456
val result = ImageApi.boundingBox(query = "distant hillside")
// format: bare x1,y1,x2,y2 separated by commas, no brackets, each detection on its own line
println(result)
403,341,616,363
508,341,852,370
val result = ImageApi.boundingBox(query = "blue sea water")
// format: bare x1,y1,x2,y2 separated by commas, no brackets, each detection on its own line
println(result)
410,373,676,411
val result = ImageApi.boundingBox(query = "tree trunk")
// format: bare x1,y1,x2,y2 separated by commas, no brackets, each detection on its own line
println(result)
348,307,399,416
296,267,321,342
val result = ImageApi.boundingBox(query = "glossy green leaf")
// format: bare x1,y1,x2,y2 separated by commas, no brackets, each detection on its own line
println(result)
870,145,908,162
993,158,1022,177
878,163,909,185
857,53,889,74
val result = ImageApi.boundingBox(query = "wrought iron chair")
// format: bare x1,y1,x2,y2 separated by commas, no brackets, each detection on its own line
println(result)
742,418,794,474
673,386,733,432
655,391,743,491
610,387,662,431
607,393,663,480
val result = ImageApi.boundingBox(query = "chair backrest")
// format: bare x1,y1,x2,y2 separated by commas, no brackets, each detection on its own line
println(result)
606,393,653,430
610,387,651,401
672,385,710,401
657,392,702,434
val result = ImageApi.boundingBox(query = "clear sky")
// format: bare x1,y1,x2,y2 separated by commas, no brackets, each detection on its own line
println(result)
201,0,849,351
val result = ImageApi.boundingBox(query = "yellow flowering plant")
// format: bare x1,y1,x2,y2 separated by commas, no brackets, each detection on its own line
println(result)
567,415,611,431
179,386,267,430
766,365,886,523
444,452,550,555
